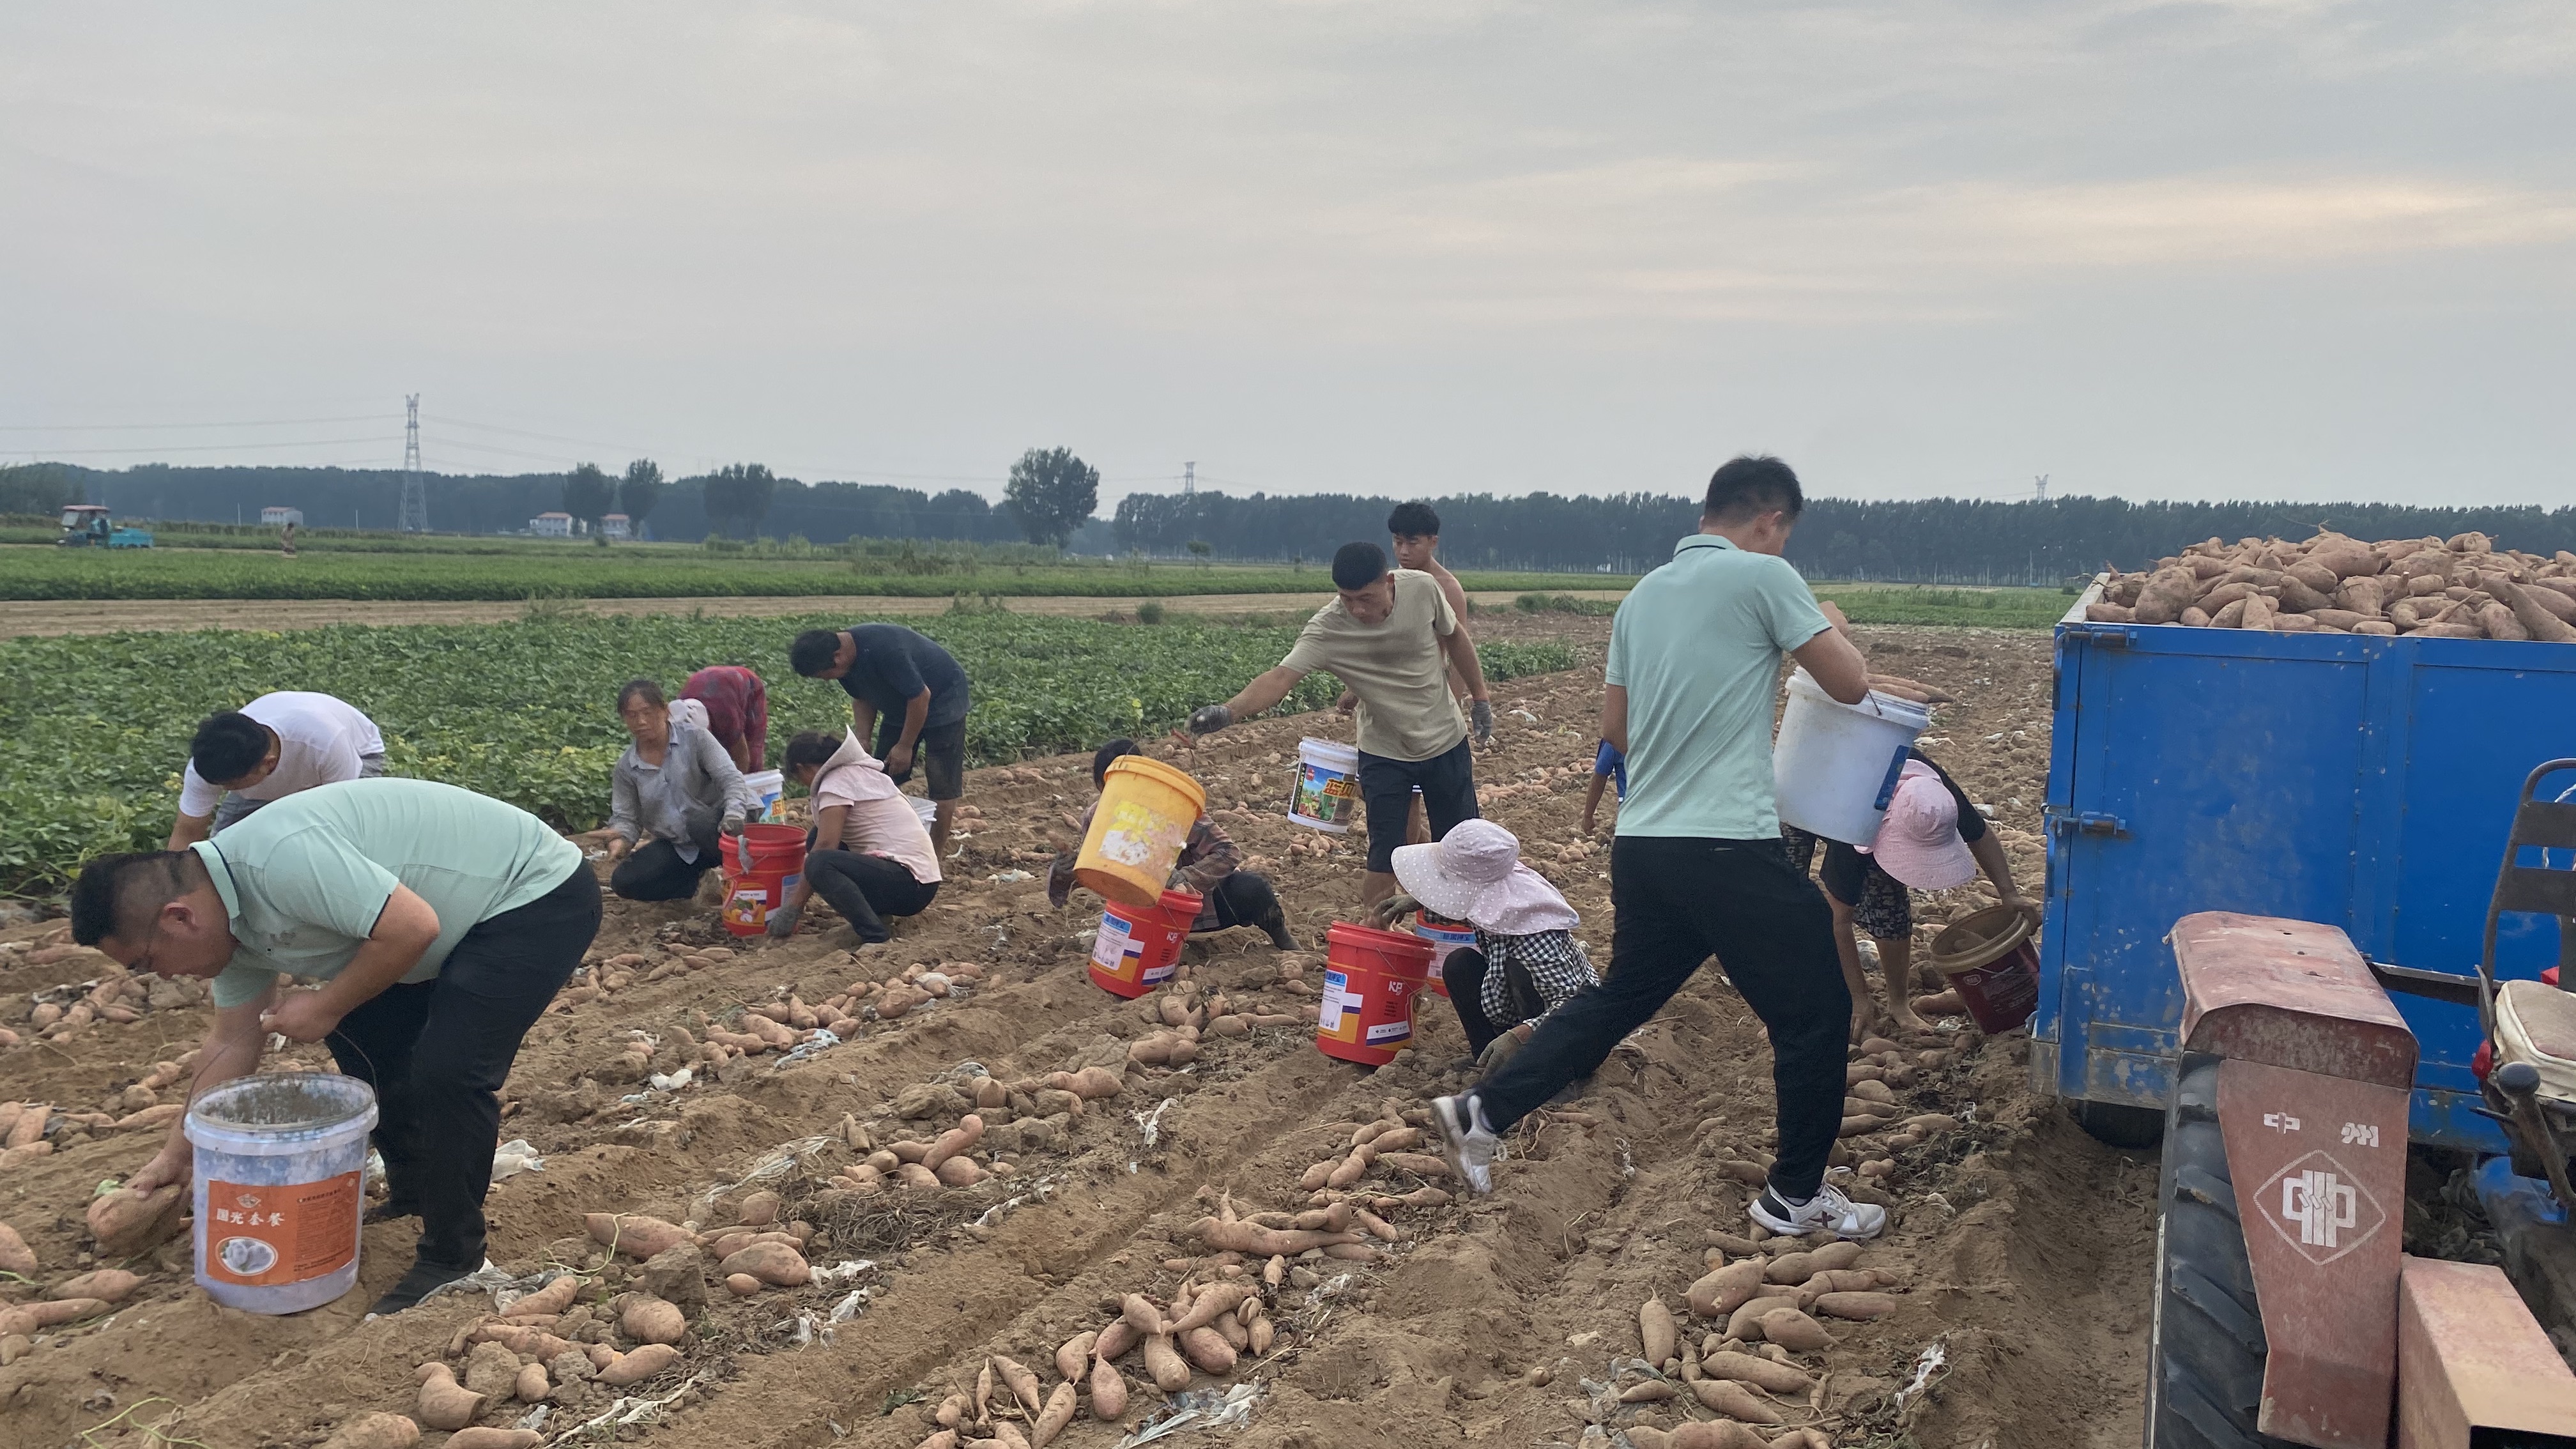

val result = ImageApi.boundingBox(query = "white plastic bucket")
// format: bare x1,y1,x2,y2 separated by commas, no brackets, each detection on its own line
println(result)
1772,670,1932,846
744,769,785,822
185,1071,378,1314
1289,738,1361,833
910,797,939,829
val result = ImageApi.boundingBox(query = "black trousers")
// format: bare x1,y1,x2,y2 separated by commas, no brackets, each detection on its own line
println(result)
805,849,938,942
326,864,599,1268
609,838,714,901
1358,738,1480,873
1441,947,1545,1058
1473,835,1850,1200
1199,870,1279,932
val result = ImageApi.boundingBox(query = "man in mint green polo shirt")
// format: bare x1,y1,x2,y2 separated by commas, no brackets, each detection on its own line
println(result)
71,777,601,1314
1436,454,1889,1241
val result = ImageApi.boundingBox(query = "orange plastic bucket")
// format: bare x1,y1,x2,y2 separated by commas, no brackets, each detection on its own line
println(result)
1315,922,1435,1066
1088,887,1203,998
721,825,808,938
1075,756,1207,909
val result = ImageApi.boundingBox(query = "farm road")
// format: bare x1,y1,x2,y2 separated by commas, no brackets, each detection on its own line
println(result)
0,590,1628,636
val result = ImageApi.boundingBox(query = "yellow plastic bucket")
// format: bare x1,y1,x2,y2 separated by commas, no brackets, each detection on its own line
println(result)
1075,755,1208,909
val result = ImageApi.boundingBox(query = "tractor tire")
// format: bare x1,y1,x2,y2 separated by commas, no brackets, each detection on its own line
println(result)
2146,1056,2294,1449
2074,1096,2167,1149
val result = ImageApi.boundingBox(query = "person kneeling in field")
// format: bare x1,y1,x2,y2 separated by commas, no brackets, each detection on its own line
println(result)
577,678,763,903
1048,739,1300,951
1784,755,2040,1038
1370,818,1598,1073
71,777,602,1314
767,730,942,946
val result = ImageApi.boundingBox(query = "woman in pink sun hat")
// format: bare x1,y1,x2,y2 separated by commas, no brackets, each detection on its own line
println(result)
1370,819,1600,1075
1783,753,2039,1038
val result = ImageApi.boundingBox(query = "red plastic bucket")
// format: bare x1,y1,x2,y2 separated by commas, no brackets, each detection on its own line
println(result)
721,825,808,938
1089,888,1204,998
1928,905,2040,1034
1316,922,1435,1066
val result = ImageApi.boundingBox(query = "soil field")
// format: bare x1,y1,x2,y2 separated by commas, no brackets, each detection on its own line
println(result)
0,619,2153,1449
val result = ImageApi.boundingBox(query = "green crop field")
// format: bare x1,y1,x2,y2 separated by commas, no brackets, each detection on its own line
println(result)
0,543,1635,602
0,611,1574,896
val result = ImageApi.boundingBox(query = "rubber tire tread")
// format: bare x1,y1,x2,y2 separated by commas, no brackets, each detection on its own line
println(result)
2076,1096,2168,1149
2149,1059,2294,1449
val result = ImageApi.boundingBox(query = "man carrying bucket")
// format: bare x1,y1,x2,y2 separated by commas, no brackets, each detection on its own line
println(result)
66,777,601,1314
1432,455,1890,1242
1180,541,1494,909
788,623,972,861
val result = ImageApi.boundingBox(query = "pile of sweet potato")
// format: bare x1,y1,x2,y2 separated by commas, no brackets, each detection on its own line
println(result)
2087,531,2576,641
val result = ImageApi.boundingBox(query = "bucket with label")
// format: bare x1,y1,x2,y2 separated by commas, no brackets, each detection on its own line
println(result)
1928,903,2041,1034
1088,887,1204,998
1772,670,1933,845
1411,909,1476,999
721,824,808,938
1315,922,1435,1066
184,1071,378,1314
1075,756,1207,908
742,769,785,822
1288,738,1361,833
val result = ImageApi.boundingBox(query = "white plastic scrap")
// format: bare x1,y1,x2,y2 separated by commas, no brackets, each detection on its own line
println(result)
1131,1099,1176,1149
551,1373,705,1441
647,1066,696,1092
992,869,1032,883
1110,1381,1264,1446
972,1174,1060,1229
514,1404,549,1433
809,1258,878,1287
775,1029,841,1067
1894,1339,1949,1411
491,1138,546,1181
827,1288,870,1323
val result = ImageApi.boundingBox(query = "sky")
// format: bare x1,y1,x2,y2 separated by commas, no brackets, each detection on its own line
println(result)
3,1,2571,509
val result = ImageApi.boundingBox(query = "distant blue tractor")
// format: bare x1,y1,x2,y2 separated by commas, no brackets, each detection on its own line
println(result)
57,504,153,548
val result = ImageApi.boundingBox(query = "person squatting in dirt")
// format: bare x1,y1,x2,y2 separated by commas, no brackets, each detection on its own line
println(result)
165,690,388,850
790,622,972,861
768,729,943,947
576,677,762,903
1182,540,1494,909
1369,818,1598,1075
69,776,603,1313
1434,454,1890,1241
1783,751,2042,1039
1050,738,1300,951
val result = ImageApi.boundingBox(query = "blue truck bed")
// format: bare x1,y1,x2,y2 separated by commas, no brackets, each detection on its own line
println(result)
2037,588,2576,1151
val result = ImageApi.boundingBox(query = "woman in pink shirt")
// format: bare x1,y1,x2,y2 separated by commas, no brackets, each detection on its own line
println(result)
767,730,942,944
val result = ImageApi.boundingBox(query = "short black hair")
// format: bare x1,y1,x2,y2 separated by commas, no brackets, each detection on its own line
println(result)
616,677,665,712
70,851,192,947
1386,502,1439,539
788,629,844,677
1092,737,1140,786
1331,542,1388,592
1702,455,1804,523
784,730,838,772
190,712,272,785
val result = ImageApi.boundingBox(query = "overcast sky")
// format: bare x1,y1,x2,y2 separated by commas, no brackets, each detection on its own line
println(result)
4,2,2570,508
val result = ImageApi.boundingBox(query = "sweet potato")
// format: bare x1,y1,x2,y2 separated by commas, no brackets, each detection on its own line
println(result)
1687,1259,1765,1319
415,1363,488,1430
1187,1217,1363,1255
2133,568,2197,624
599,1342,682,1386
445,1432,544,1449
934,1156,983,1186
1689,1377,1782,1423
1812,1290,1898,1321
468,1322,583,1361
2489,578,2576,643
514,1362,550,1402
988,1426,1032,1449
1179,1325,1237,1374
1669,1423,1768,1449
1172,1282,1252,1333
993,1353,1043,1413
0,1298,108,1336
1142,1332,1193,1391
719,1241,810,1287
1089,1357,1129,1419
1055,1330,1096,1383
1096,1317,1142,1362
1701,1350,1814,1395
914,1434,959,1449
585,1212,693,1259
319,1413,421,1449
1640,1296,1677,1365
921,1115,985,1171
0,1220,34,1276
49,1268,142,1304
3,1105,43,1149
512,1273,581,1317
1754,1306,1837,1351
88,1185,186,1257
624,1297,689,1345
1031,1380,1078,1447
1619,1379,1678,1402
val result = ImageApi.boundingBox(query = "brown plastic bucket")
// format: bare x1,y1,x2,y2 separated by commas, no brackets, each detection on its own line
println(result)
1928,904,2041,1034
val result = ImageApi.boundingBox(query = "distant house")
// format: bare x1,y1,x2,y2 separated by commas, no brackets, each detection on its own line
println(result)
601,513,632,540
259,507,303,527
530,512,574,537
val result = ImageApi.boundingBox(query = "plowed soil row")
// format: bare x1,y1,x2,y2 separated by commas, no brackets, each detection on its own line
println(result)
0,620,2150,1449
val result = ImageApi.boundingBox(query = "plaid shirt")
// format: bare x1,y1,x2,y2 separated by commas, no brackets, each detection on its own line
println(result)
1478,927,1598,1031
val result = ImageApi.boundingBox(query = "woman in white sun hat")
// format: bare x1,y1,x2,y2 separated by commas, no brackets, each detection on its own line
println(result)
1783,754,2039,1038
1370,818,1600,1073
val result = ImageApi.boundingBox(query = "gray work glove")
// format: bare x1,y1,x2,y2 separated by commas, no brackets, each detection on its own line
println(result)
719,811,747,836
1367,892,1422,931
1186,704,1234,736
765,901,803,939
1476,1022,1533,1074
1470,699,1494,746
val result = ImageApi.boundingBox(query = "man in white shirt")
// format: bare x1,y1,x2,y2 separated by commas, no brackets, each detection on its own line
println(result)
166,692,387,849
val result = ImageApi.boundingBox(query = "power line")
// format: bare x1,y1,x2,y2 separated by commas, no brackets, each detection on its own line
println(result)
11,436,395,457
0,413,395,433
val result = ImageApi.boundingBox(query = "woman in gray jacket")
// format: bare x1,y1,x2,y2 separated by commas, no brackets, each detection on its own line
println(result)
579,678,765,901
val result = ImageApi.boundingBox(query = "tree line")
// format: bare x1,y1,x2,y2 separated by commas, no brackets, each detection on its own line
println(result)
10,458,2570,581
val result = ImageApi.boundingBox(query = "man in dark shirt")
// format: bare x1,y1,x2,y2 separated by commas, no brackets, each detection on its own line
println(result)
790,624,971,857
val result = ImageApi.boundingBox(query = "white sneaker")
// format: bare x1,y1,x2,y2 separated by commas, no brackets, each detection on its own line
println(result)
1431,1092,1500,1195
1748,1181,1885,1240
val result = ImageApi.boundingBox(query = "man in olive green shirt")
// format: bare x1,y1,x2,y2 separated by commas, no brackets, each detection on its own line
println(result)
1183,540,1495,907
72,777,601,1314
